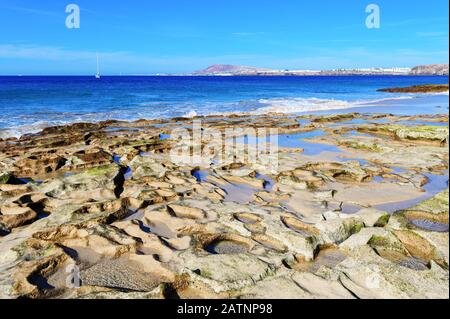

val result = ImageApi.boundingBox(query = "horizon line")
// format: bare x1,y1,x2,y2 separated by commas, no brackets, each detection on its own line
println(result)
1,74,448,77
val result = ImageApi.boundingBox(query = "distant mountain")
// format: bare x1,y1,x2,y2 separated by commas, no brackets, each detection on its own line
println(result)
193,64,271,75
410,64,449,75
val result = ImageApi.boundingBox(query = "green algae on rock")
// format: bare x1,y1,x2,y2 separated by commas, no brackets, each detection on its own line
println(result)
390,189,449,232
377,84,449,93
359,125,449,145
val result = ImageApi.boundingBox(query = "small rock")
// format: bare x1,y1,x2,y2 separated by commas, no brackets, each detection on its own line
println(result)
277,175,308,190
183,253,272,285
357,208,390,227
251,234,287,253
164,236,191,250
316,218,364,245
340,227,390,250
0,207,38,229
322,211,340,220
167,204,205,220
314,190,336,201
393,229,446,267
292,272,355,299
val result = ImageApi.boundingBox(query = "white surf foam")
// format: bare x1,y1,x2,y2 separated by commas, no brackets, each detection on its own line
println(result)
0,122,51,139
182,110,198,118
424,91,449,96
252,96,416,115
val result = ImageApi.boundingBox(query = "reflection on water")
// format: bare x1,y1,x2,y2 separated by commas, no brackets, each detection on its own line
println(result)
191,168,275,204
232,129,343,156
104,126,140,133
113,154,121,164
255,173,275,191
375,171,449,213
297,118,311,126
160,133,171,140
124,167,133,180
390,166,407,174
191,169,209,182
223,186,256,204
409,219,449,232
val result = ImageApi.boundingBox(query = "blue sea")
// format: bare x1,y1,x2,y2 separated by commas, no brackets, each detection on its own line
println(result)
0,75,448,138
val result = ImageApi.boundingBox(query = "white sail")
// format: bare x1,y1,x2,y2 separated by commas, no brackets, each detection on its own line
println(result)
95,53,101,79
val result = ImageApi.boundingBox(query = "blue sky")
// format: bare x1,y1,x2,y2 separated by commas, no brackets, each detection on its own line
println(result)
0,0,448,75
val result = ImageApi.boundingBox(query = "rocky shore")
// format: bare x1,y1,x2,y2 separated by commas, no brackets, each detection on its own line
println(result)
0,111,448,299
378,84,449,93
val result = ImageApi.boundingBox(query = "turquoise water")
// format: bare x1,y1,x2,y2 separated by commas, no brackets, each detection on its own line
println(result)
0,75,448,138
234,130,343,155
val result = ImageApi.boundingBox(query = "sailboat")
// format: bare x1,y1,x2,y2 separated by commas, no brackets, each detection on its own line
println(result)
95,53,101,79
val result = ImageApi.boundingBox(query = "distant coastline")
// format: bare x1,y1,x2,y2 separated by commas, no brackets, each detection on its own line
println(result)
188,63,449,77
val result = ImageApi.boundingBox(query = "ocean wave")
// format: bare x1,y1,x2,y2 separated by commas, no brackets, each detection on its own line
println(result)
423,91,449,96
0,122,54,139
0,94,441,139
251,96,416,114
182,110,198,118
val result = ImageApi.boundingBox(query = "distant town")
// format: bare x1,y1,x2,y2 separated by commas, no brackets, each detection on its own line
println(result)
182,63,449,76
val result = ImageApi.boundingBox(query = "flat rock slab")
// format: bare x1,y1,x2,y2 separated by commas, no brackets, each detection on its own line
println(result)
183,253,272,284
81,257,170,292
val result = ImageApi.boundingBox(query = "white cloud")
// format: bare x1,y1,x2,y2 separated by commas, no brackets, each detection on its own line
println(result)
0,44,127,61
